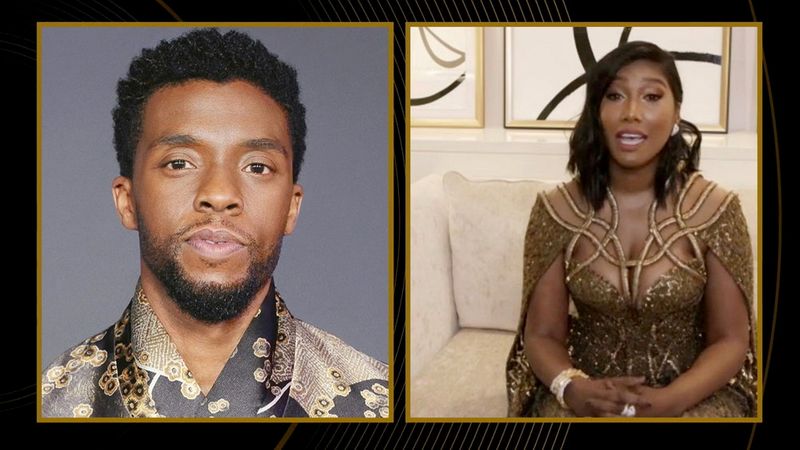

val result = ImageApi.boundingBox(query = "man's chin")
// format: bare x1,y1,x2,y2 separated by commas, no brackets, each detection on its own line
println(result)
176,257,251,283
182,272,251,290
166,277,264,324
148,261,268,324
179,249,250,273
139,231,281,323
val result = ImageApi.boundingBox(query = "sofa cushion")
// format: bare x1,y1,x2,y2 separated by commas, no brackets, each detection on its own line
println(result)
410,175,461,378
410,328,516,418
443,172,556,331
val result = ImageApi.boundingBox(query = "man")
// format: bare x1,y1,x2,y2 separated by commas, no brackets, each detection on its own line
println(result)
42,28,389,419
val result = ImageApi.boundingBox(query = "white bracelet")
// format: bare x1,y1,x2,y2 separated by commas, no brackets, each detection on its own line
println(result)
549,368,589,409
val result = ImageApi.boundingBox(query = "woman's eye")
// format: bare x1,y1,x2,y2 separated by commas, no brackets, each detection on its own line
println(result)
644,93,663,102
605,92,623,101
244,163,271,175
165,159,195,170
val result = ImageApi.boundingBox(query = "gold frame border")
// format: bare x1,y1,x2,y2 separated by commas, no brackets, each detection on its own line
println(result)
405,21,762,424
37,21,395,424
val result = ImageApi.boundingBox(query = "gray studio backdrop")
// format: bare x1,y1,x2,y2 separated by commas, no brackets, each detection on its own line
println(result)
41,26,389,365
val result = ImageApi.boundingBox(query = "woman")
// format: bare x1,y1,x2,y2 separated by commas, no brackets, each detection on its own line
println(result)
506,41,756,417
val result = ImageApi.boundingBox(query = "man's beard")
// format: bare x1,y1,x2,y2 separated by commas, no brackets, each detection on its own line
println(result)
138,217,281,324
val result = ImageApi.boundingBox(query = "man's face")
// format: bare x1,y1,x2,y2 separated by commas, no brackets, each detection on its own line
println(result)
113,80,303,323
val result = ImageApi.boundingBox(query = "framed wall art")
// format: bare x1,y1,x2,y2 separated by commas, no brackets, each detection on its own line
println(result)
505,26,731,132
410,26,484,127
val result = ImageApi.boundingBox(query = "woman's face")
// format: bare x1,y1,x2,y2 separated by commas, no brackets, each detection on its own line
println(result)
600,59,680,173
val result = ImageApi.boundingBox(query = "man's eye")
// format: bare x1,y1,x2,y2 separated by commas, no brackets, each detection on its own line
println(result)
165,159,194,170
244,163,271,175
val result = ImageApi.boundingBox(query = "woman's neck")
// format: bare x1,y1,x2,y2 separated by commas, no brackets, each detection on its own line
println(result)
608,162,658,196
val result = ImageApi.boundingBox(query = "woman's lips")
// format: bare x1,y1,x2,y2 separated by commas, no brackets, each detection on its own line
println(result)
185,229,246,260
616,131,647,150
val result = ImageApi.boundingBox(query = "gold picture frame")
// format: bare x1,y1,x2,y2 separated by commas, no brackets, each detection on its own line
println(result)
410,25,484,128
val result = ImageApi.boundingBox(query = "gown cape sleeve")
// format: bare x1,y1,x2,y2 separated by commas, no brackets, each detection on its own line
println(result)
505,190,757,417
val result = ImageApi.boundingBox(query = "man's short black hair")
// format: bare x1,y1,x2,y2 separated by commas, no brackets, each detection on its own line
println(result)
112,28,307,181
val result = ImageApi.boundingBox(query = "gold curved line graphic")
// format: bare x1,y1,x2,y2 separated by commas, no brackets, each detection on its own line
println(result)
275,423,297,450
155,0,182,21
746,4,772,449
747,45,780,450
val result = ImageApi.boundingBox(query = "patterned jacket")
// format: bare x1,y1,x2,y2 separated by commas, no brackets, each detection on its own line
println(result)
42,282,389,418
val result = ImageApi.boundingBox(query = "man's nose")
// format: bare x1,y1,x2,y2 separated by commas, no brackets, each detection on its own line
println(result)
193,165,243,214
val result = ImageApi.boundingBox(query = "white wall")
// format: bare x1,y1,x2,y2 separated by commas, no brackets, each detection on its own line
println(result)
411,26,759,190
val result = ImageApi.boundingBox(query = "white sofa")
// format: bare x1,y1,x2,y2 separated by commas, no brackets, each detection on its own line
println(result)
409,171,759,418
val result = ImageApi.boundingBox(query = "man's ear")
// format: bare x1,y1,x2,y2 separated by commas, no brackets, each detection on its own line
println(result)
284,183,304,235
112,176,138,231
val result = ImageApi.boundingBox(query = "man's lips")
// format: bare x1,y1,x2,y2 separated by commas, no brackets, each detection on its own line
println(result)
184,228,246,260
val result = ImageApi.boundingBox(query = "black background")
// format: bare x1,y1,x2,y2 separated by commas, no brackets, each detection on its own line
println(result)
10,0,790,446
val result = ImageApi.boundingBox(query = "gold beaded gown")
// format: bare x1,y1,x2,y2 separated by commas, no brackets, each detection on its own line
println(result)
505,173,757,417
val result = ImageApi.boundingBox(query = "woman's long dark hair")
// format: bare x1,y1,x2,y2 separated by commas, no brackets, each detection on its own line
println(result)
567,41,702,210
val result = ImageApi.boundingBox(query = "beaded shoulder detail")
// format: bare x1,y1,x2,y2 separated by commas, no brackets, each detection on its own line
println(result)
538,173,741,308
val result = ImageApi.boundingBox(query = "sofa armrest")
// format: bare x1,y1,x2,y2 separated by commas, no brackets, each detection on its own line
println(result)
410,175,459,379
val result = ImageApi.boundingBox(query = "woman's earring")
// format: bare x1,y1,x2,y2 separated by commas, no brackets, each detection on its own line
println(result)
671,123,680,136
